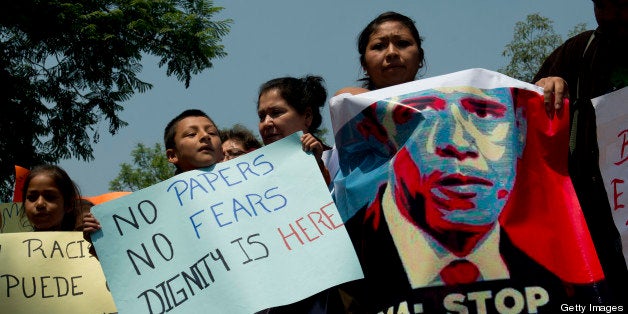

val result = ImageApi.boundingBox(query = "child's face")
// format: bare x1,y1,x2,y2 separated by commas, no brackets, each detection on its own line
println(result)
167,116,223,172
24,174,68,231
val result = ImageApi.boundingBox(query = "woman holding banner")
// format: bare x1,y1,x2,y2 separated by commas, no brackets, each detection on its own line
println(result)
326,11,426,193
320,12,427,312
335,11,425,96
331,11,610,312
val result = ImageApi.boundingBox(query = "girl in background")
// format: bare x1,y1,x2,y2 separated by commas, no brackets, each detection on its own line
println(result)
21,164,83,231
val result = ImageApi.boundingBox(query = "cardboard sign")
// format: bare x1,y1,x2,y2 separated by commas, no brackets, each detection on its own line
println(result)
0,231,116,313
594,86,628,267
0,202,33,233
92,132,363,314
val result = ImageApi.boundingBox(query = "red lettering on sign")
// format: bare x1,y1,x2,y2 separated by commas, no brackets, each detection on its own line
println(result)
277,202,343,250
611,178,625,211
614,129,628,166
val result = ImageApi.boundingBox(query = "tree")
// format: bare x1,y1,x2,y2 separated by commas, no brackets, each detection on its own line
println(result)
568,23,588,38
109,143,174,192
0,0,231,201
499,13,563,82
500,14,589,83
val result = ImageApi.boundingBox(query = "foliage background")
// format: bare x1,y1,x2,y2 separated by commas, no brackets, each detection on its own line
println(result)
0,0,231,199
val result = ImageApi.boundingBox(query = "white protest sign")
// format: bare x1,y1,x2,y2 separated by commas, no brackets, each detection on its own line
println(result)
92,132,363,314
594,86,628,267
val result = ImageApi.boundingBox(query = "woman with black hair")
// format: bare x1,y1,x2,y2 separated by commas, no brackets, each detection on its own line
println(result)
336,11,426,96
257,75,331,184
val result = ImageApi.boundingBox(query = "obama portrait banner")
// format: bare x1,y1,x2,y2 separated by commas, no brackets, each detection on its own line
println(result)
328,69,608,313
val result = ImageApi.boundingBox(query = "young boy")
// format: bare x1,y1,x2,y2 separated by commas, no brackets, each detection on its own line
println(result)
83,109,223,238
164,109,224,174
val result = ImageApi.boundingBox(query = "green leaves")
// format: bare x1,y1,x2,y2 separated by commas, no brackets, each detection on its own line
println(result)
109,143,174,191
499,13,563,82
0,0,231,201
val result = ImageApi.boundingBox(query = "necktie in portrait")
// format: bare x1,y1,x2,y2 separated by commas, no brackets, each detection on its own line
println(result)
439,259,480,286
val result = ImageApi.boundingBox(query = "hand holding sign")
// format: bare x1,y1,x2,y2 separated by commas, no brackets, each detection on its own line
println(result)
91,132,363,314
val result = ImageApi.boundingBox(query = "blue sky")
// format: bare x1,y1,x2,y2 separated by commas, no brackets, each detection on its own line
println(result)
60,0,596,196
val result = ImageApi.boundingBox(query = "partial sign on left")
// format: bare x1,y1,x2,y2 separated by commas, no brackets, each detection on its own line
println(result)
0,203,33,233
0,231,117,313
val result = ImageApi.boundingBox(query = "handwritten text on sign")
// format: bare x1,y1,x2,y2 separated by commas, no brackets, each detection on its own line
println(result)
594,86,628,268
92,132,363,314
0,232,116,314
0,202,34,233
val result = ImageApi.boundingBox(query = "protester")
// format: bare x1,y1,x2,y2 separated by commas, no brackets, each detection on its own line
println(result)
257,75,331,184
163,109,224,174
21,164,83,231
327,11,426,189
331,6,426,272
83,109,224,241
533,0,628,302
335,11,425,96
220,124,262,161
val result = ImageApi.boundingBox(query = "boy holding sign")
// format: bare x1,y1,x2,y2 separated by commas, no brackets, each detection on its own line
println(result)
83,109,224,238
164,109,225,175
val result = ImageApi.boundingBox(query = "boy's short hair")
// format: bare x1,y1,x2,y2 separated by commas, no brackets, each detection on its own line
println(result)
163,109,215,150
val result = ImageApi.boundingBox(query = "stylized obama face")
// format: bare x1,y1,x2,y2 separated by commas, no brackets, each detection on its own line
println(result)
389,87,526,235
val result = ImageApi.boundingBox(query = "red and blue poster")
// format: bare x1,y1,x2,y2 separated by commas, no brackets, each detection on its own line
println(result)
329,69,608,313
